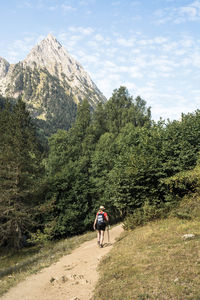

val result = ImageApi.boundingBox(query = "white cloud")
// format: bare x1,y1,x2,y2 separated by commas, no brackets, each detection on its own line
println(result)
2,34,44,62
79,0,89,5
87,40,99,48
117,38,135,47
179,6,197,18
162,41,178,52
154,1,200,24
154,37,168,44
61,4,76,12
135,89,194,120
96,74,123,98
9,39,33,56
49,6,58,11
23,1,32,8
121,81,137,93
181,38,194,48
129,66,143,78
174,49,186,56
130,1,141,6
117,56,128,63
17,1,32,8
103,47,117,58
94,34,104,41
63,34,83,49
78,0,96,5
68,26,94,35
118,66,130,72
192,52,200,67
138,39,153,46
111,1,121,5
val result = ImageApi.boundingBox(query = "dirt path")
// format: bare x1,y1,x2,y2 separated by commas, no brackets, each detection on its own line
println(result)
1,225,123,300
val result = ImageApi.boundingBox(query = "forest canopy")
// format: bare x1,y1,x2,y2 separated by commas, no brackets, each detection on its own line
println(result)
1,87,200,249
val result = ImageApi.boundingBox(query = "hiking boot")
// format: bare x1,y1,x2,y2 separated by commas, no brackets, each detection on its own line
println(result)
100,244,103,248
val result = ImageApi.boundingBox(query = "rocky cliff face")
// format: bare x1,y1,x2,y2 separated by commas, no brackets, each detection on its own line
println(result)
0,34,106,133
0,57,10,94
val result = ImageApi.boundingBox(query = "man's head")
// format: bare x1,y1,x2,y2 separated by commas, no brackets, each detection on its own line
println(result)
100,205,105,210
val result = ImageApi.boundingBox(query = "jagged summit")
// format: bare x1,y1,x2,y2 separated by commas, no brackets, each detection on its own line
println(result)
22,33,104,104
23,33,64,69
46,33,59,41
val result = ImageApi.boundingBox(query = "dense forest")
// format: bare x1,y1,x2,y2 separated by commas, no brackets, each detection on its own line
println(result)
1,86,200,250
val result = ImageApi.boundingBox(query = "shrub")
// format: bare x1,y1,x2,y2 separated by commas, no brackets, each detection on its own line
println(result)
123,201,170,230
170,192,200,221
123,201,174,230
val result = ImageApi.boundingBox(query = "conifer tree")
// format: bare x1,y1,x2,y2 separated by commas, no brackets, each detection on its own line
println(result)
0,98,42,249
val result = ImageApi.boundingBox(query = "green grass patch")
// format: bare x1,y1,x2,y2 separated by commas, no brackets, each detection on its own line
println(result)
92,218,200,300
0,230,96,296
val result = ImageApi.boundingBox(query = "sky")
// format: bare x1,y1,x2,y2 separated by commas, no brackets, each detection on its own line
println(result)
0,0,200,121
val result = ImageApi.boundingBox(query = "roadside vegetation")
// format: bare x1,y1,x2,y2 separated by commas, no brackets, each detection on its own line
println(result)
93,195,200,300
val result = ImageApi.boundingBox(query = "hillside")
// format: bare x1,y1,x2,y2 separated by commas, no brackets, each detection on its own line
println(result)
93,217,200,300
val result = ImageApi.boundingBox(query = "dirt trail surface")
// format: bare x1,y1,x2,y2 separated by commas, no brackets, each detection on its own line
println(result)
1,225,123,300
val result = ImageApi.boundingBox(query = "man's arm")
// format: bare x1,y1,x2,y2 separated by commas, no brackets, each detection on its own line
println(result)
93,215,97,230
105,213,109,223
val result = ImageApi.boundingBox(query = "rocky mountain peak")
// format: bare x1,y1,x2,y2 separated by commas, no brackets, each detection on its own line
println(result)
23,33,78,75
0,34,106,133
46,33,60,43
22,34,102,102
23,34,66,72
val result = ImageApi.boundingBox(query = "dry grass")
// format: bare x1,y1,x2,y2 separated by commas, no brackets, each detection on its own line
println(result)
93,218,200,300
0,230,96,296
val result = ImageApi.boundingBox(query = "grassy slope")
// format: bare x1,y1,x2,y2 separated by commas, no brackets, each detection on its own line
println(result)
93,218,200,300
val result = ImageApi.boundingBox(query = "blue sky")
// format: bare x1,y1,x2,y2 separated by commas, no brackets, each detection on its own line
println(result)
0,0,200,121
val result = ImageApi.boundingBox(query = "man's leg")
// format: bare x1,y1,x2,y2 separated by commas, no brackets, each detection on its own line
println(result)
100,230,105,247
97,230,101,245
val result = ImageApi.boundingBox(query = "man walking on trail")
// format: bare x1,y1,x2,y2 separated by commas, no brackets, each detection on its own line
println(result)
93,205,109,248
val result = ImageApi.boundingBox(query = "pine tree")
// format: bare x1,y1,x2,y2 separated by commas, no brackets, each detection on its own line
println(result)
0,98,42,249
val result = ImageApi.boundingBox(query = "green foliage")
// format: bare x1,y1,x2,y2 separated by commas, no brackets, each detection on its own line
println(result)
162,167,200,197
162,163,200,221
171,193,200,221
103,86,151,134
3,85,200,250
44,87,200,239
161,111,200,176
43,99,95,239
123,201,170,230
106,123,165,216
0,98,43,249
28,229,50,245
113,109,200,219
43,87,153,238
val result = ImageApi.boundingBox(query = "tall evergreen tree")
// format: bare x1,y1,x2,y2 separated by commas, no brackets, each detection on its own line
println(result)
0,98,42,249
104,86,151,134
44,99,94,238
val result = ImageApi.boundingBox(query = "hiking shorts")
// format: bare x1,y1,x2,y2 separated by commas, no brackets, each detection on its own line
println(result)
96,223,106,231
